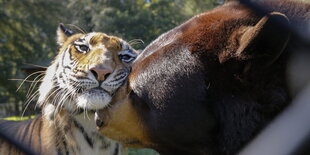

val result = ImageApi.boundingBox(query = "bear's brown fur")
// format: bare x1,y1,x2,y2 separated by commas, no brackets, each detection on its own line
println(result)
97,0,310,154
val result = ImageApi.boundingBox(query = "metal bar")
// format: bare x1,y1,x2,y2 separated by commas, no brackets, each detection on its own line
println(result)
239,84,310,155
238,0,310,154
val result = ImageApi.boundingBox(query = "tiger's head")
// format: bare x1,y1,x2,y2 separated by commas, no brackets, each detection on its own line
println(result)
38,24,138,118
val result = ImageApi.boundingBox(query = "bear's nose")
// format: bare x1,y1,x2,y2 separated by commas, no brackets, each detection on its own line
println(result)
90,67,112,81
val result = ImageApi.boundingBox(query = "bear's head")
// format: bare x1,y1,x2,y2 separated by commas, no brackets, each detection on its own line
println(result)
96,1,310,154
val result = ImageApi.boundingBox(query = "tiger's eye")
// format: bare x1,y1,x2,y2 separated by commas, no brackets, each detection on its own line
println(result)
79,45,89,52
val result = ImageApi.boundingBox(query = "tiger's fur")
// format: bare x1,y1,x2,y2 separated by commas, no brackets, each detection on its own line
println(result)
0,24,138,155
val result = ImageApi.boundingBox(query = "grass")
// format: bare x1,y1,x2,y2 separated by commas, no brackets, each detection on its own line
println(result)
0,115,159,154
126,148,159,155
0,115,36,121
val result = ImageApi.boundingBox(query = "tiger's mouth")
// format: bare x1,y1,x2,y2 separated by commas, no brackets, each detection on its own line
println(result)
93,86,115,95
88,87,111,95
75,86,113,110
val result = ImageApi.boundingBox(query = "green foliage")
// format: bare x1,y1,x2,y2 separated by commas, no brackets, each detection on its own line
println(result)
126,148,159,155
1,115,36,121
0,0,66,114
64,0,219,48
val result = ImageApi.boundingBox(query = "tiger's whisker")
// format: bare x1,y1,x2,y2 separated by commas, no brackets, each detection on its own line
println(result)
26,74,45,98
22,91,40,118
24,90,40,105
42,87,62,106
54,90,71,119
51,89,66,118
8,79,44,83
128,39,144,46
16,71,45,92
67,24,87,34
22,63,48,69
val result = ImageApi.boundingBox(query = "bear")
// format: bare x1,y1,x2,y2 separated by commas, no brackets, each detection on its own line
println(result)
95,0,310,154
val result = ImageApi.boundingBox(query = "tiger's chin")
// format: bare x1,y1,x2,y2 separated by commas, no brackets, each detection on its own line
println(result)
76,88,112,110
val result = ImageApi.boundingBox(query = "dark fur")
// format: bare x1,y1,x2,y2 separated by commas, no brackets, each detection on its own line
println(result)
127,0,310,154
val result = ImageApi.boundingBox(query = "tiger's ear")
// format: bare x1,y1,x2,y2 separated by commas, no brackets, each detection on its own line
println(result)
57,23,74,46
236,12,290,67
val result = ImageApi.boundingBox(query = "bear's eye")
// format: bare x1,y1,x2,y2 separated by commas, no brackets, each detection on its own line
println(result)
118,49,137,63
75,44,89,54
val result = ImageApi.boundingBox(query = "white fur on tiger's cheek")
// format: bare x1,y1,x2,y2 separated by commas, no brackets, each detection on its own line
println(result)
38,63,57,106
43,104,56,121
76,90,112,110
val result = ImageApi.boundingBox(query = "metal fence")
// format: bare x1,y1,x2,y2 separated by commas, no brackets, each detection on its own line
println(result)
0,0,309,154
239,0,310,154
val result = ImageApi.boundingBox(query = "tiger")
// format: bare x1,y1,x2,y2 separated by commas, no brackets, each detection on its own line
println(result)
0,23,139,155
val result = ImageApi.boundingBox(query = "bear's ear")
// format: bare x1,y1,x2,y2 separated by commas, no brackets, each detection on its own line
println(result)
236,12,290,67
57,23,74,46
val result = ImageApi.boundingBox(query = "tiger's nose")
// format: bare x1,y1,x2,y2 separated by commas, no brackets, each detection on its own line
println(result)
90,67,112,81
